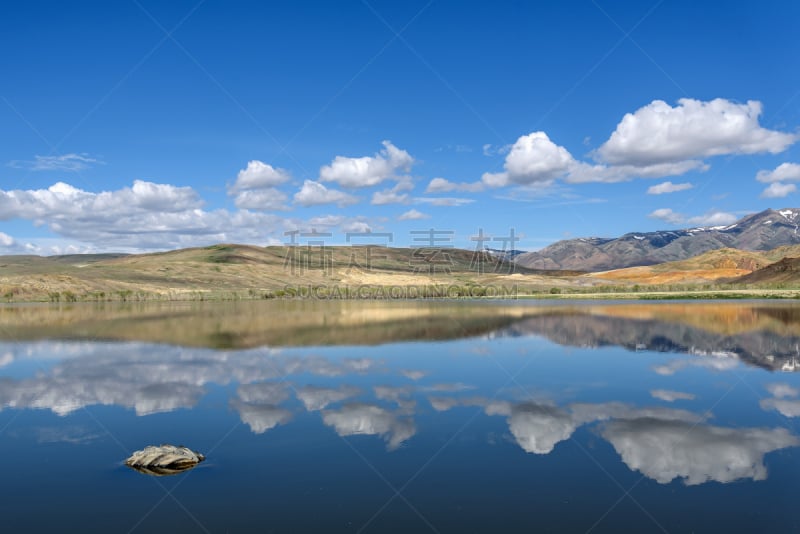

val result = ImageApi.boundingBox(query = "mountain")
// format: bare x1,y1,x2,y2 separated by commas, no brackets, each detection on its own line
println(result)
514,208,800,271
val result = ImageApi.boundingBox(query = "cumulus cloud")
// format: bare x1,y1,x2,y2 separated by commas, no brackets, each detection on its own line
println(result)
232,188,290,210
565,160,708,184
229,161,290,192
596,98,797,166
397,209,429,221
482,132,574,187
293,180,358,207
322,403,416,450
647,181,694,195
650,389,696,402
0,231,16,248
319,140,413,188
756,162,800,183
760,182,797,199
648,208,737,227
296,385,361,411
0,180,295,251
648,208,685,225
602,418,798,485
425,177,484,193
8,153,101,172
371,177,414,205
481,98,796,187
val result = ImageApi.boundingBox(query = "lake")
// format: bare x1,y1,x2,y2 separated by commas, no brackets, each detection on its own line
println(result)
1,299,800,532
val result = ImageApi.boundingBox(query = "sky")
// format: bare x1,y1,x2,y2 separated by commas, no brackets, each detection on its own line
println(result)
1,0,799,254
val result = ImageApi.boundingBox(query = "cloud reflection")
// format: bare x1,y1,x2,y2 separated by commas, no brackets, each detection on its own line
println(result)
322,403,416,450
601,419,799,485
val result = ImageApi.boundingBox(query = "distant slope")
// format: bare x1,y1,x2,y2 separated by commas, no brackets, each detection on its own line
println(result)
515,208,800,271
734,257,800,285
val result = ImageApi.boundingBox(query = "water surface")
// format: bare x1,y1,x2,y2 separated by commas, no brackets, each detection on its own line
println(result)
1,300,800,532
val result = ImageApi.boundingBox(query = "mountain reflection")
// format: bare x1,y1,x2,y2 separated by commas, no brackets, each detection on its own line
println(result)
2,301,800,370
2,300,800,485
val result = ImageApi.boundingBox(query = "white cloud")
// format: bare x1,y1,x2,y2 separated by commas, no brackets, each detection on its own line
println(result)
0,180,306,252
397,209,429,221
293,180,358,207
0,231,15,247
319,140,413,188
416,197,475,207
650,389,696,402
371,177,414,205
760,182,797,199
687,211,738,226
566,160,708,184
425,177,484,193
229,161,290,192
648,208,685,225
648,208,737,227
482,132,574,187
232,188,289,210
8,153,101,172
647,181,694,195
757,162,800,183
482,143,512,157
597,98,797,166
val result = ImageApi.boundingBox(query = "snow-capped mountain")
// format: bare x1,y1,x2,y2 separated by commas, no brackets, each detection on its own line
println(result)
514,208,800,271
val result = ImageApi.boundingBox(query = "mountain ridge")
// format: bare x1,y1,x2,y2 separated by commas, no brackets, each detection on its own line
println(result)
514,208,800,271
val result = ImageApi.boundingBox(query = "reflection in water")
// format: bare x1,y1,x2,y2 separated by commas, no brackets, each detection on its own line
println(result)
231,401,293,434
601,419,798,485
321,403,416,450
296,385,361,411
2,301,800,489
426,394,800,484
650,389,696,402
3,300,800,371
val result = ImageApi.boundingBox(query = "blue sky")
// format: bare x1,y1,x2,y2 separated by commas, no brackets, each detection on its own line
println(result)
1,0,799,254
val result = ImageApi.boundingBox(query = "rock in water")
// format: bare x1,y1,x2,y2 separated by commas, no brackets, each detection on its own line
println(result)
124,444,205,476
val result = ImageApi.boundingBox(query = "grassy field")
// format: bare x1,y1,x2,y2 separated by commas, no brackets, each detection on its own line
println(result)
1,244,799,302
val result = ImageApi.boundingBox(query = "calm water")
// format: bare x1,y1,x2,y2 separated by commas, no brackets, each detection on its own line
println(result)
1,300,800,532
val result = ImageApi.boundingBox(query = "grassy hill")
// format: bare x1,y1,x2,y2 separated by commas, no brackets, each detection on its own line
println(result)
3,243,800,302
0,244,583,302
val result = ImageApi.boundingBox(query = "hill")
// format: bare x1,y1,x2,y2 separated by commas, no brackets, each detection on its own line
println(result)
588,246,800,285
515,208,800,271
0,244,582,302
734,257,800,285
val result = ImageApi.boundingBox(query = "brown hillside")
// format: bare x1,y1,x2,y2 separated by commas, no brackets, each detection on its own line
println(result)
734,257,800,285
